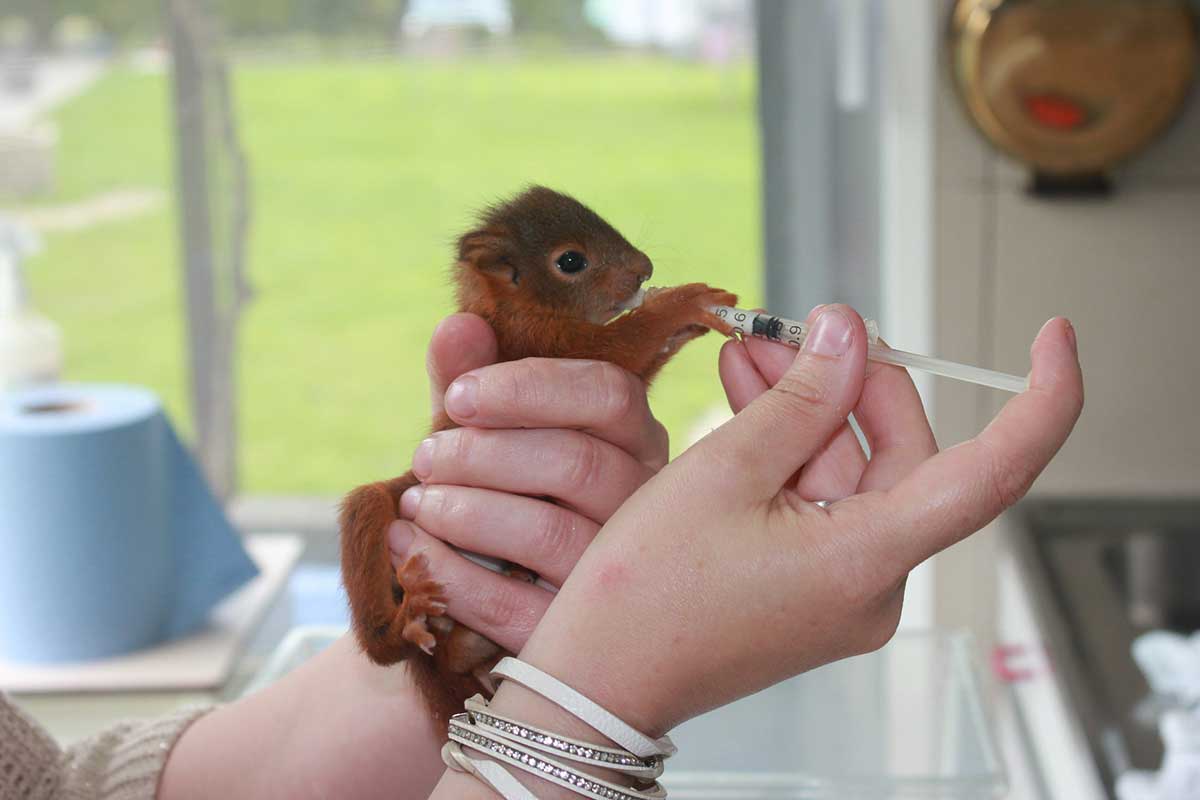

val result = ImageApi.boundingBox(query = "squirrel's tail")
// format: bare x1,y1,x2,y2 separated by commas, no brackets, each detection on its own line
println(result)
339,472,423,665
407,652,488,729
339,471,493,728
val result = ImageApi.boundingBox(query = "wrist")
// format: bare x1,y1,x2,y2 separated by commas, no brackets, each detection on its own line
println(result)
468,665,666,800
512,563,687,738
305,636,448,795
519,651,672,738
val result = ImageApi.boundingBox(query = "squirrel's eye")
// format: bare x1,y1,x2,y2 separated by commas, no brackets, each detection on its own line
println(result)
555,251,588,274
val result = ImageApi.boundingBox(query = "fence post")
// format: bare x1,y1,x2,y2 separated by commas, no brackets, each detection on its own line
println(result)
163,0,252,500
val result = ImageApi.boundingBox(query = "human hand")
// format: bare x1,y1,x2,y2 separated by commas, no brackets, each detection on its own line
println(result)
388,312,671,655
717,309,940,503
495,304,1083,739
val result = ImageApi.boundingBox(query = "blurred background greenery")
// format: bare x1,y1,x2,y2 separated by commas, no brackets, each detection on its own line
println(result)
6,0,760,495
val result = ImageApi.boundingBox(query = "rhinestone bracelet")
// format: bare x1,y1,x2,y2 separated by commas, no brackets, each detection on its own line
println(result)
443,658,676,799
464,696,664,779
490,658,676,761
448,714,667,800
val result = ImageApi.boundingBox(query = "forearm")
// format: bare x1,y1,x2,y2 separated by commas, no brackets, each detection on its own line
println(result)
427,564,672,800
160,635,445,800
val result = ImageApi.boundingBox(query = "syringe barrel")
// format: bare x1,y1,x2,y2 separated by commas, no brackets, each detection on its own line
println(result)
710,305,1024,394
711,306,879,346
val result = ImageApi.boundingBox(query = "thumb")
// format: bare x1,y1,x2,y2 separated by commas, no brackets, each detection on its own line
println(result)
696,304,868,499
426,313,499,420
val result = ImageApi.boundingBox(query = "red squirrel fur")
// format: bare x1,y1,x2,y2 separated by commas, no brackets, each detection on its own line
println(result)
339,186,736,727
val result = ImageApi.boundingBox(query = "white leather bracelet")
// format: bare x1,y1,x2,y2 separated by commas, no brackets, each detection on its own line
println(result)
491,658,677,761
442,739,540,800
446,714,667,800
442,657,677,799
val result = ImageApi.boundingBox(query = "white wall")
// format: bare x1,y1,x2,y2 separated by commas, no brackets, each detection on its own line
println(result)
928,3,1200,645
880,0,938,631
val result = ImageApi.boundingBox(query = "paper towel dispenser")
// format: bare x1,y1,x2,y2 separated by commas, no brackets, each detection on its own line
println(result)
948,0,1198,194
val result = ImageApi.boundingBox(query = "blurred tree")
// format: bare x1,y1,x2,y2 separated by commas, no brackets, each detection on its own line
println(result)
85,0,158,38
215,0,293,36
510,0,597,37
9,0,159,42
5,0,610,52
7,0,402,42
215,0,397,37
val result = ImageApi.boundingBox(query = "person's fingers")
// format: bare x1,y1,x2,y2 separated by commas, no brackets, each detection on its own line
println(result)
397,484,599,587
854,356,939,492
388,521,549,654
719,324,934,501
410,427,654,523
742,333,804,384
718,334,799,413
846,317,1083,569
718,338,770,413
695,305,869,498
721,331,868,500
793,422,867,501
426,313,499,420
443,358,670,470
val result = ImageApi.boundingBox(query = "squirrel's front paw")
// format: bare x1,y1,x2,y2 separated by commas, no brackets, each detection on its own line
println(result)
687,286,738,336
643,283,738,336
395,553,448,655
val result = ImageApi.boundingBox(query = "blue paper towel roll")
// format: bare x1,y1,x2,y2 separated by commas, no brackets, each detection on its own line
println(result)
0,384,259,663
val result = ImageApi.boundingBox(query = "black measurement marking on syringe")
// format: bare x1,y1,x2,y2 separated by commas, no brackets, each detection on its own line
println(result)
752,315,784,340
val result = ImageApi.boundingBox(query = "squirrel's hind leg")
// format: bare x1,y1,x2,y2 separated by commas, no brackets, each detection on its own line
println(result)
395,553,448,655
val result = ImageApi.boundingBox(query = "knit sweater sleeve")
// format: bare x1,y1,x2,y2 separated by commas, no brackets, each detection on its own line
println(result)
0,691,211,800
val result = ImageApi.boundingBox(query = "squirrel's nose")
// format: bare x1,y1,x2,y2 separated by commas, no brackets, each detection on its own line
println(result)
635,254,653,283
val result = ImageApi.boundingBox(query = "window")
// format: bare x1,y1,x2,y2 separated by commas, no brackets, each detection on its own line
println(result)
4,0,760,504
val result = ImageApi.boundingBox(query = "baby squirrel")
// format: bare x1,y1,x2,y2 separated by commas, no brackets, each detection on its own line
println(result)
339,186,737,726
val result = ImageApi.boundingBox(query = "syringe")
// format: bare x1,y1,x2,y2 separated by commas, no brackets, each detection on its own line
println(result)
711,306,1027,394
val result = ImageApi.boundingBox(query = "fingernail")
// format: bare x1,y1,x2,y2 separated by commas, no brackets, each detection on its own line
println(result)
412,437,435,480
388,520,415,558
803,309,852,357
1063,319,1077,355
399,486,424,519
445,375,479,419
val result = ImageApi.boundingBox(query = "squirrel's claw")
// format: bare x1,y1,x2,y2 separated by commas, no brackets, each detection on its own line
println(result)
395,554,447,654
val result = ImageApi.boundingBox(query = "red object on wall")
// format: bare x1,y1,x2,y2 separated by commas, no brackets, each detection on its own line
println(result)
992,643,1038,683
1024,93,1089,130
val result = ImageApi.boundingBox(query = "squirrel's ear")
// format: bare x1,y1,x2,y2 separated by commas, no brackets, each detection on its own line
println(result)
458,227,519,287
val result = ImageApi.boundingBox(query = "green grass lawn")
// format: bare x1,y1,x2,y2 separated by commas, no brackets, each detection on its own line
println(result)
23,56,761,494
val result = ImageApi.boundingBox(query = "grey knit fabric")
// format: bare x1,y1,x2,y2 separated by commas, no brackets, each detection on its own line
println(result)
0,692,210,800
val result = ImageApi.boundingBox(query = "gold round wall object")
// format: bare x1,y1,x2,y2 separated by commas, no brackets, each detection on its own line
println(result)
949,0,1198,177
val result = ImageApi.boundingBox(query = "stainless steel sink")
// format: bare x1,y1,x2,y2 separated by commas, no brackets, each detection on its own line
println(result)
1009,499,1200,796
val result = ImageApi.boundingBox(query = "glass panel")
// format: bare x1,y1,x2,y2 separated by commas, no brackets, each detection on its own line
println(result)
6,2,761,496
664,631,1006,799
245,628,1008,799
